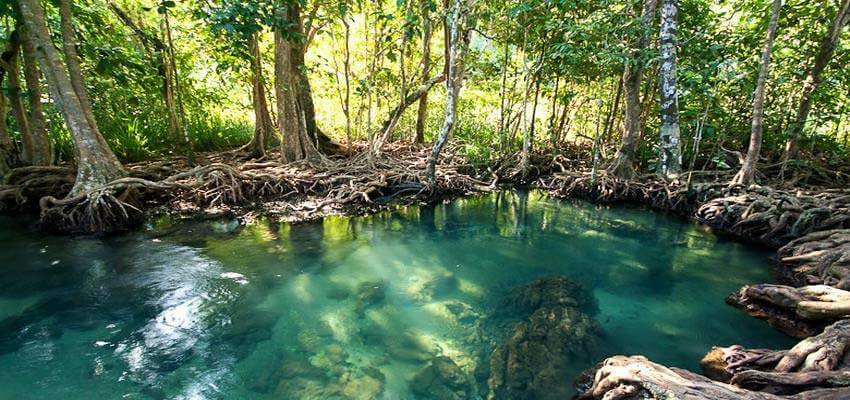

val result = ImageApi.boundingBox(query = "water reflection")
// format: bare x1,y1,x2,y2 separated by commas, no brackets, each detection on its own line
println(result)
0,191,795,399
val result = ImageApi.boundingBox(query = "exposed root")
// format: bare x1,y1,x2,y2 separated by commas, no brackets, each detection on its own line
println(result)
727,284,850,338
779,230,850,289
536,170,731,214
696,188,850,246
4,143,498,232
700,320,850,395
577,355,850,399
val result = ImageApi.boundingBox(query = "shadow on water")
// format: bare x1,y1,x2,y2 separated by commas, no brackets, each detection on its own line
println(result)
0,190,795,399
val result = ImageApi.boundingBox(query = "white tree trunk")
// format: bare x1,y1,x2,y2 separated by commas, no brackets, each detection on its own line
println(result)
658,0,682,179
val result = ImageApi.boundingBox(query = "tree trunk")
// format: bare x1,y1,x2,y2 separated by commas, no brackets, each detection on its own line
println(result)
19,0,125,196
20,25,53,166
521,76,541,177
161,9,194,162
426,0,465,185
733,0,782,186
658,0,682,179
415,0,433,144
601,76,623,147
245,33,274,158
783,0,850,161
277,3,339,158
0,63,11,174
498,41,510,151
607,0,658,178
1,30,34,164
58,0,99,136
275,3,323,163
342,17,352,151
372,75,446,155
160,19,182,149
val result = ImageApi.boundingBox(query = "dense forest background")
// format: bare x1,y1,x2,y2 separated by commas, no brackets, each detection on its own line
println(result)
1,0,849,192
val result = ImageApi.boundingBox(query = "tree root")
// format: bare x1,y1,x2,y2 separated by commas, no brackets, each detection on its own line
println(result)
778,230,850,289
696,188,850,246
700,320,850,395
578,355,850,399
3,144,507,232
727,284,850,338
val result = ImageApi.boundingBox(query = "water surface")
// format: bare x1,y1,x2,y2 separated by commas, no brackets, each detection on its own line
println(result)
0,191,793,399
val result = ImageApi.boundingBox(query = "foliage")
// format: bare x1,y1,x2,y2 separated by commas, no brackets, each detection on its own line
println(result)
0,0,847,169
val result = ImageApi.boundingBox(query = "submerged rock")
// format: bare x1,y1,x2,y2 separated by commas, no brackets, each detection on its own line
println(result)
384,330,438,362
339,367,385,400
499,276,597,316
487,276,601,400
411,356,475,400
355,280,386,314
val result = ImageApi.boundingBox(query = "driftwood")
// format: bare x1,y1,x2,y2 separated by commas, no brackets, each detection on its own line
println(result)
578,355,850,400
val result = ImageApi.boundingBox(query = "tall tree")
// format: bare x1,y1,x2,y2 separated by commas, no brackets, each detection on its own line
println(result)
275,2,323,162
107,1,182,149
0,62,11,174
658,0,681,178
19,0,125,195
274,1,339,161
245,33,275,158
426,0,468,184
732,0,782,186
20,25,53,166
415,0,433,144
607,0,658,178
0,30,32,163
782,0,850,161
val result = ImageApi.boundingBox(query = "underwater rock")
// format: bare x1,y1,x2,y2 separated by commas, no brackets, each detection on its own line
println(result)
486,276,601,400
499,276,597,316
339,367,385,400
384,330,437,362
270,349,386,400
488,306,600,400
355,280,386,314
411,356,474,400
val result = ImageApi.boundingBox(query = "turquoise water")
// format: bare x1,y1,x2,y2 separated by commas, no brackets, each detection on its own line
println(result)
0,191,793,399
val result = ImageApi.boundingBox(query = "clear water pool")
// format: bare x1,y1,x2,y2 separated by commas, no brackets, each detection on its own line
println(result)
0,191,793,399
